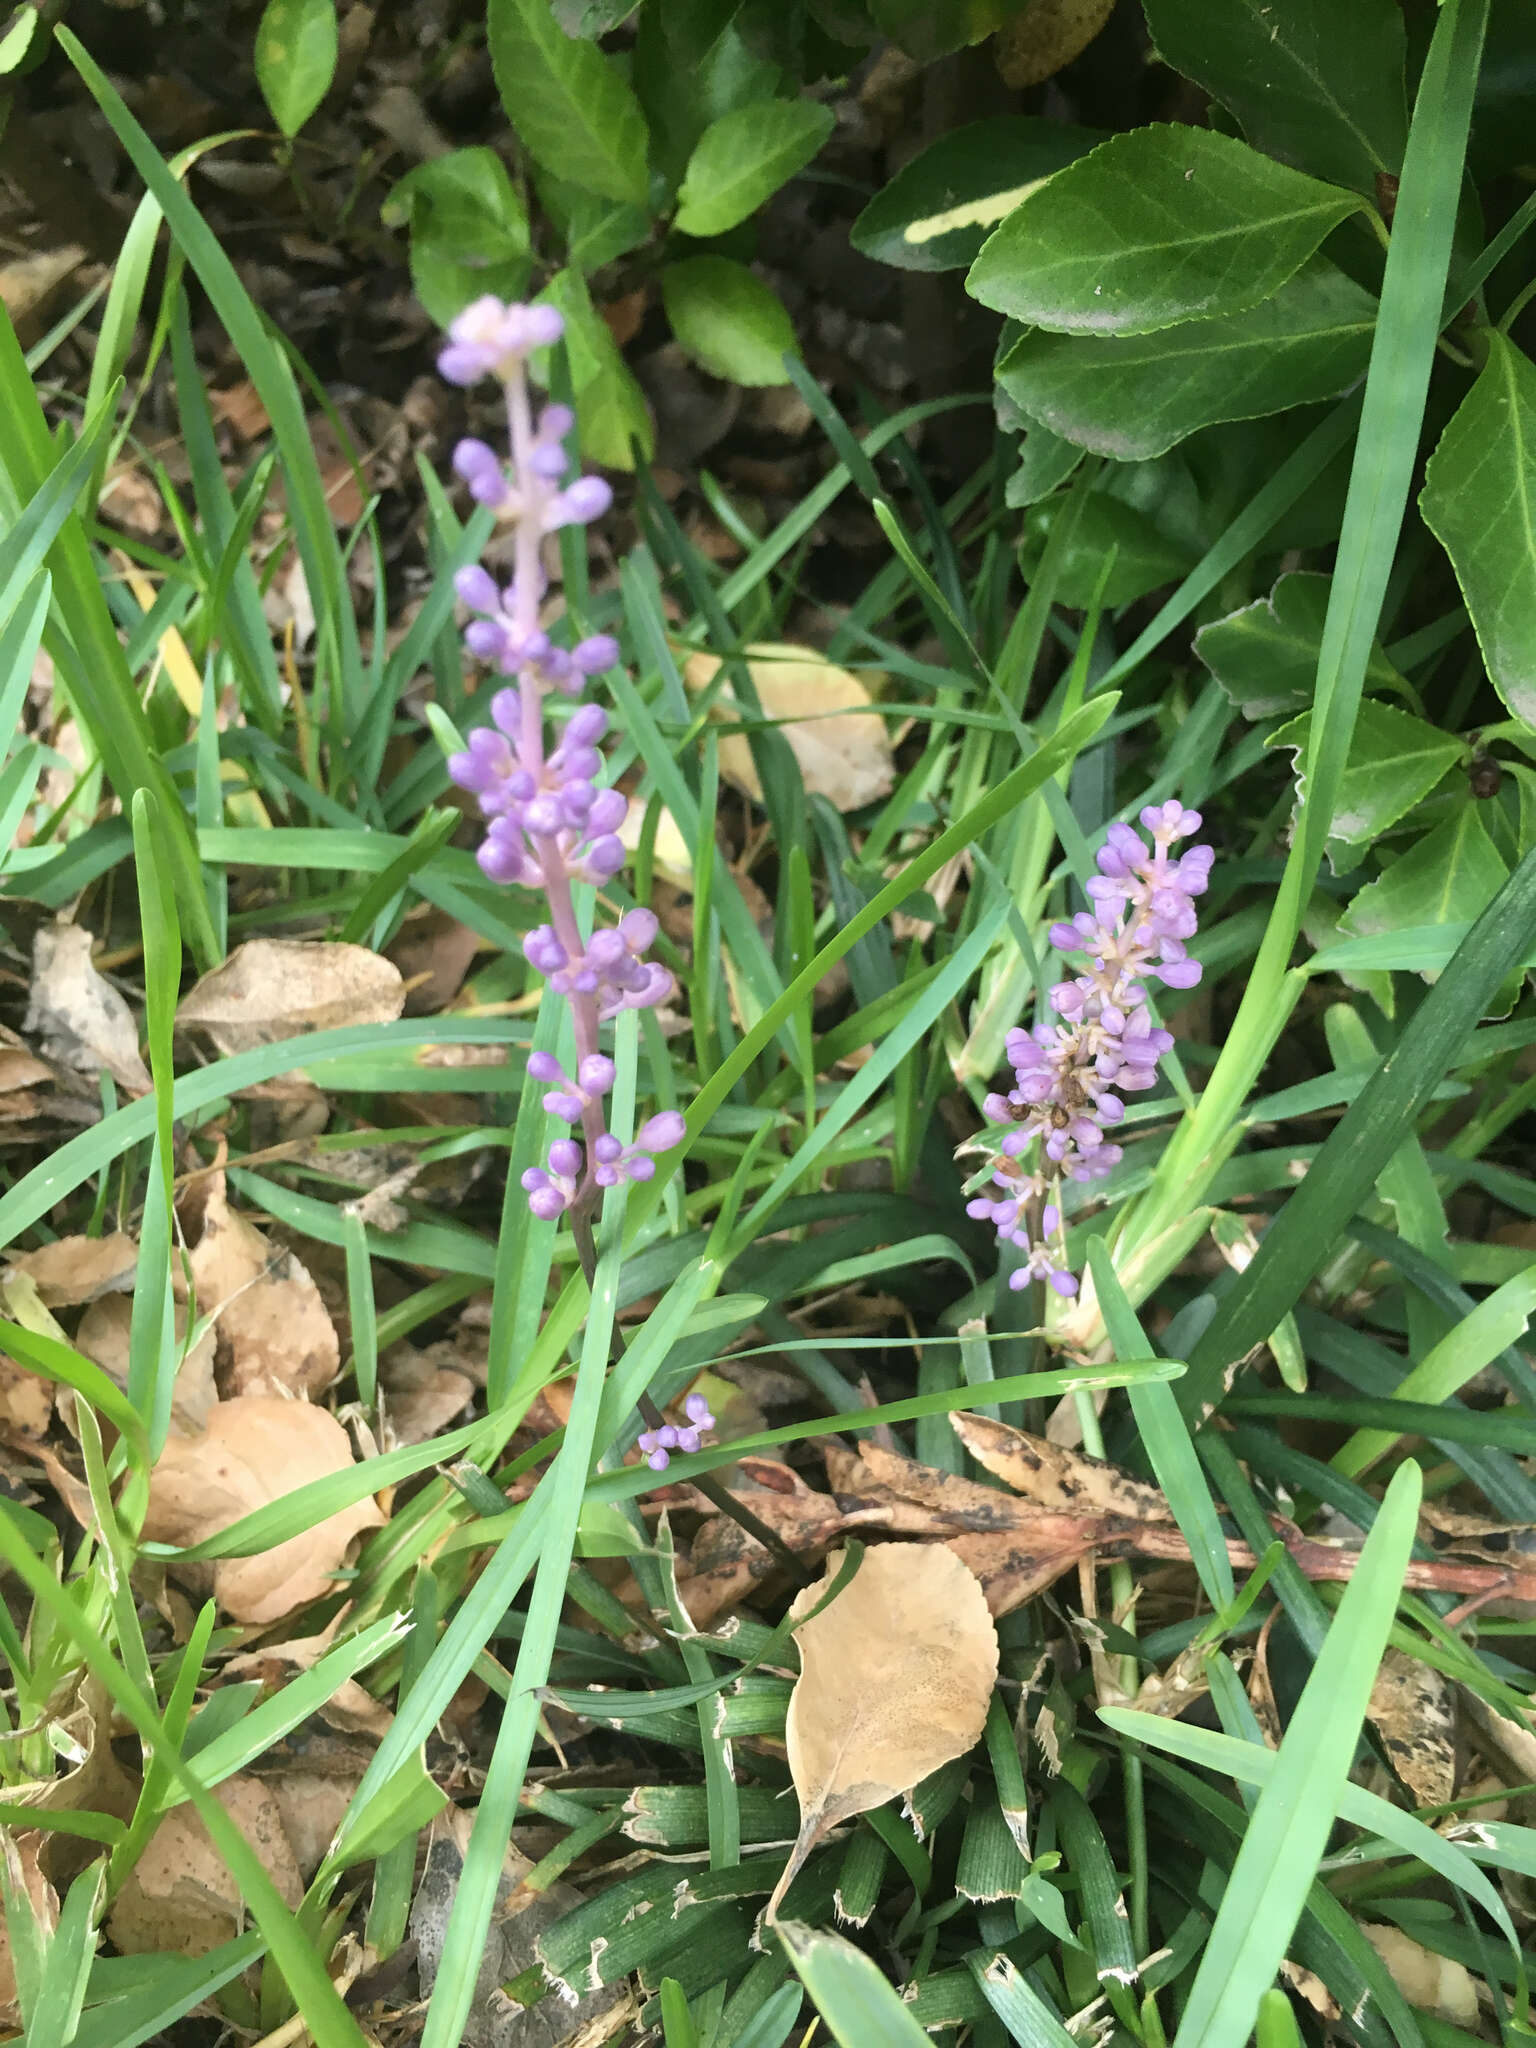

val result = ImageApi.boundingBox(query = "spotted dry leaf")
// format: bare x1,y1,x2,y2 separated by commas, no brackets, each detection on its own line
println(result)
108,1774,302,1959
1369,1648,1455,1808
951,1411,1171,1523
176,938,405,1055
767,1543,998,1920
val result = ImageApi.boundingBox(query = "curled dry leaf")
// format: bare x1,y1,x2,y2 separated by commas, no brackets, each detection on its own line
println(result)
180,1164,339,1400
107,1774,302,1959
683,642,894,812
24,925,151,1093
0,1831,56,2022
74,1295,217,1438
1369,1648,1455,1808
767,1543,998,1920
176,938,405,1055
4,1232,138,1307
142,1396,383,1626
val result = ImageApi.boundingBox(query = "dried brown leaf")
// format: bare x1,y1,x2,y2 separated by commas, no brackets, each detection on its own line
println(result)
142,1396,383,1625
181,1165,339,1400
24,925,150,1093
176,938,405,1055
74,1295,217,1437
4,1232,138,1307
767,1543,998,1919
683,643,894,812
107,1774,302,1958
1369,1648,1455,1808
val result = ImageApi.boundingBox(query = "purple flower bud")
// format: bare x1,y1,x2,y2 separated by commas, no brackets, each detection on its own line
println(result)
529,444,567,481
527,1051,562,1084
465,619,509,661
574,634,619,674
539,403,575,440
684,1392,713,1426
526,1183,566,1221
555,476,612,526
455,564,501,611
586,788,628,836
638,1111,686,1153
1158,955,1203,989
619,908,658,951
453,437,501,484
583,834,626,879
525,304,565,347
477,835,524,884
578,1054,616,1096
549,1139,583,1177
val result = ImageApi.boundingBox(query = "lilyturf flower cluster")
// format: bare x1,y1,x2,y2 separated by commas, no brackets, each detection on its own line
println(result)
967,802,1212,1296
439,296,710,1465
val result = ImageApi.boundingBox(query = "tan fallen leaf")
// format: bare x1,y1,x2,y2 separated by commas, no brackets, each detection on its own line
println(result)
74,1295,217,1438
24,924,151,1093
9,1676,139,1892
142,1396,383,1626
1369,1649,1455,1808
683,642,894,811
107,1774,301,1958
4,1232,138,1308
176,938,405,1055
1361,1924,1478,2027
180,1164,339,1400
766,1543,998,1919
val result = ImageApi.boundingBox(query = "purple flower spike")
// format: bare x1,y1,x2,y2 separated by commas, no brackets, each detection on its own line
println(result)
437,298,680,1224
967,808,1213,1301
637,1391,716,1473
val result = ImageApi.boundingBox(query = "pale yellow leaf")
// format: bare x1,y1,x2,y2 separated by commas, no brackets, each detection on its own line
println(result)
683,642,894,812
768,1543,997,1919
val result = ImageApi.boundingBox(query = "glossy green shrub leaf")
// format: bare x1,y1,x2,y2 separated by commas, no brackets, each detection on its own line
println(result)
489,0,649,203
384,149,532,324
254,0,338,137
1339,805,1509,956
1004,419,1084,505
535,169,651,271
1142,0,1407,195
1020,491,1196,607
852,115,1104,272
995,260,1376,460
1195,569,1405,719
1420,331,1536,732
1267,697,1464,861
675,98,834,236
543,267,654,467
662,255,796,385
968,126,1363,335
